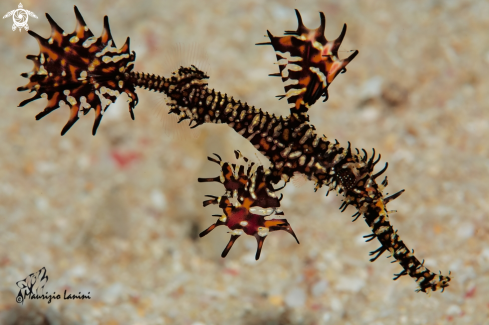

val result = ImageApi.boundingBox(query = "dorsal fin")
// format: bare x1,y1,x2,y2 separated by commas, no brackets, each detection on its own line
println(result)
260,9,358,116
18,6,138,135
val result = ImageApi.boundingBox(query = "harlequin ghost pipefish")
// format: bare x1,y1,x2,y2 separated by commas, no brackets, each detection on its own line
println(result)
18,6,451,293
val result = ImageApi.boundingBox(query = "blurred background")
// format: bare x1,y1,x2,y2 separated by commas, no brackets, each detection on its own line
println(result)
0,0,488,324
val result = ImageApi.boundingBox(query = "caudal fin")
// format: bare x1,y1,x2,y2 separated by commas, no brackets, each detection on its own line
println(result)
18,6,138,135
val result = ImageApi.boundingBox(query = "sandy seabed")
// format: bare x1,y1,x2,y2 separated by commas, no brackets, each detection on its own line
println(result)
0,0,488,324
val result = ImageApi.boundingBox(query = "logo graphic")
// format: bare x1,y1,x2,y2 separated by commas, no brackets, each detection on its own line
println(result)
16,267,91,304
16,267,48,304
3,3,37,32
